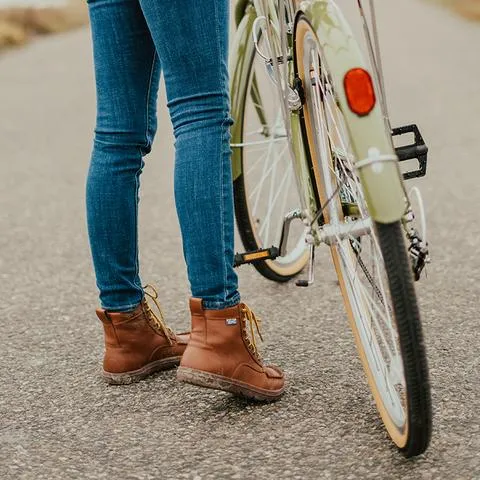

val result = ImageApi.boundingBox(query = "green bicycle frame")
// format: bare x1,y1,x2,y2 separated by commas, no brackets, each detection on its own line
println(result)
230,0,406,224
230,0,318,218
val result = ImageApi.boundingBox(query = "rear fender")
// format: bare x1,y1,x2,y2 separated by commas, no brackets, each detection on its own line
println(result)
298,0,406,223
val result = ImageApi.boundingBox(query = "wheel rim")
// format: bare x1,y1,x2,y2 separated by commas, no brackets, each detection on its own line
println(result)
236,34,308,273
296,20,409,446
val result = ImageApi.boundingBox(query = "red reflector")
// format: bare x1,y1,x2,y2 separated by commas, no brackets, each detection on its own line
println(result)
344,68,376,116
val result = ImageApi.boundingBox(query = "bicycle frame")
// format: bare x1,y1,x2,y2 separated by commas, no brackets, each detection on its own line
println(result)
231,0,318,220
230,0,407,224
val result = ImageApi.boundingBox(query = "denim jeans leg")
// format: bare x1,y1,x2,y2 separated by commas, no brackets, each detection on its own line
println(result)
86,0,160,311
139,0,240,309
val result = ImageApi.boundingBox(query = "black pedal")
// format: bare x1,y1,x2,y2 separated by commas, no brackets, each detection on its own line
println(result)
234,246,280,268
392,124,428,180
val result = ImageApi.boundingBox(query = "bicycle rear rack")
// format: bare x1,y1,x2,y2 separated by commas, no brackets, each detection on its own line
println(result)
392,124,428,180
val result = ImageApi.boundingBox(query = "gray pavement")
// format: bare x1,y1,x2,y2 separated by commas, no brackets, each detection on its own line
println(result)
1,0,479,478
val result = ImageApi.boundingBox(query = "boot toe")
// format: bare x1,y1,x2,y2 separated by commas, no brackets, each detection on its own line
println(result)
264,364,284,379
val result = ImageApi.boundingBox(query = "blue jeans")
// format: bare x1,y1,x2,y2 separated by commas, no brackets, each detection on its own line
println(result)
86,0,240,311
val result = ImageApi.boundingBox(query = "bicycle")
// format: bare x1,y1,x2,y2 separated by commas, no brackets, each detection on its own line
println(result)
230,0,432,457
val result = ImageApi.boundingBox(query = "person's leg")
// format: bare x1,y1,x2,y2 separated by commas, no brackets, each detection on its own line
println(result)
86,0,160,311
138,0,284,400
138,0,239,309
86,0,189,384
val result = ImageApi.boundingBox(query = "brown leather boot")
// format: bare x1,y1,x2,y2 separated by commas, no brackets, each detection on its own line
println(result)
177,299,285,401
96,292,189,385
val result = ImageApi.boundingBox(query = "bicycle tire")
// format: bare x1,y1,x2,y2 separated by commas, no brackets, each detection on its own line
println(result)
294,15,431,456
231,11,309,283
375,221,432,456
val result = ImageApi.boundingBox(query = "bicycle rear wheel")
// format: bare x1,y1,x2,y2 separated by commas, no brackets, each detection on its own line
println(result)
295,16,431,456
231,23,309,282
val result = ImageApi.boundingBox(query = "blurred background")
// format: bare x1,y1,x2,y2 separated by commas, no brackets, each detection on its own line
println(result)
0,1,479,479
1,0,480,51
0,0,86,49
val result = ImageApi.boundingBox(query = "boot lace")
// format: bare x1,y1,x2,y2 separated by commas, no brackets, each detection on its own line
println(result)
240,304,264,361
142,284,175,345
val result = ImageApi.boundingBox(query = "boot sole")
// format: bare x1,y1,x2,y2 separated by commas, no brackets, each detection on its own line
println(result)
177,366,285,402
103,356,182,385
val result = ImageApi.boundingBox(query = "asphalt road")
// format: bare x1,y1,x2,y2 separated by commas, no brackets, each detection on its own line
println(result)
1,0,479,478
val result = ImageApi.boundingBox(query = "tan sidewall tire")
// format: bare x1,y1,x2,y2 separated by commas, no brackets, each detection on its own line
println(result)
294,17,409,449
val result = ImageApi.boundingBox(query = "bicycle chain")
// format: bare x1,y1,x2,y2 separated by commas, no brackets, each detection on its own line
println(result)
355,250,388,309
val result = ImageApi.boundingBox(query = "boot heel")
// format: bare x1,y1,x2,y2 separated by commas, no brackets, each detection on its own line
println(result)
103,356,182,385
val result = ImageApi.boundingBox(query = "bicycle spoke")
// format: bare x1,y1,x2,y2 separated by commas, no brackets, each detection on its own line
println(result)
249,142,288,209
259,163,293,244
337,240,397,359
245,150,269,176
303,33,409,429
